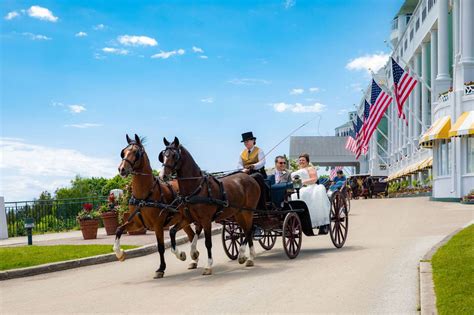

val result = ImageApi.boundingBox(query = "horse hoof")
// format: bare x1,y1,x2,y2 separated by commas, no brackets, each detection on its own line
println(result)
238,256,248,265
154,271,164,279
188,262,198,270
191,250,200,261
245,260,254,267
179,252,186,261
117,251,126,262
202,268,212,275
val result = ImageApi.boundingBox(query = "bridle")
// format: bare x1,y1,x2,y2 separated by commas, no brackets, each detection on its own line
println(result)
121,143,145,171
159,146,182,172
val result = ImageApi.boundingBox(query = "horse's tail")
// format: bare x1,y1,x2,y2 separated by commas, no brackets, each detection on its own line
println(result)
250,173,268,210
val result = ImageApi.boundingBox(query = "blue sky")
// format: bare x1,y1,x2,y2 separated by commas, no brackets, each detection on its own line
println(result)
0,0,403,201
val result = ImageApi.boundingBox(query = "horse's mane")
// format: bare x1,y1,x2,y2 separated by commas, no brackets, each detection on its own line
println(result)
179,144,202,174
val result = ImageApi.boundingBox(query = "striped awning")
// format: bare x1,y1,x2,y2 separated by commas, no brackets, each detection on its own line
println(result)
449,111,474,137
387,157,433,181
418,157,433,170
419,116,451,148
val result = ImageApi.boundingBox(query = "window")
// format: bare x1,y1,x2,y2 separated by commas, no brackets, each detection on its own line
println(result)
438,140,451,176
422,7,427,21
468,138,474,173
416,18,420,31
410,28,414,41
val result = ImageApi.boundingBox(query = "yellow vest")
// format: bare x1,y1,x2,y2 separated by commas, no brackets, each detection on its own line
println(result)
241,147,260,167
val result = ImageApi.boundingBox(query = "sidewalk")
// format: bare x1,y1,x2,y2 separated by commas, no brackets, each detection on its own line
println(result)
0,223,218,247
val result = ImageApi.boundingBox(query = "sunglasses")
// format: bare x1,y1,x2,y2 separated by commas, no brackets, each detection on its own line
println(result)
277,161,286,165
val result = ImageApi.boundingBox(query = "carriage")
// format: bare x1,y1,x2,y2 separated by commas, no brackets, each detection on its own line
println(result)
220,175,349,259
349,174,388,199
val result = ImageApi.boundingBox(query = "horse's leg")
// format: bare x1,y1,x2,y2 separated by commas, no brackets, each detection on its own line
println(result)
184,224,201,269
169,222,187,262
113,223,129,261
154,228,167,279
202,222,213,275
234,213,253,265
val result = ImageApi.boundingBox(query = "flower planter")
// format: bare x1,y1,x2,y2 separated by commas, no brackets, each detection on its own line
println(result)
101,211,119,235
79,219,99,240
122,212,147,235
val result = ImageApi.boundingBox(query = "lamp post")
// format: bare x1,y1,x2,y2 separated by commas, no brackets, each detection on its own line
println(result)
24,218,35,245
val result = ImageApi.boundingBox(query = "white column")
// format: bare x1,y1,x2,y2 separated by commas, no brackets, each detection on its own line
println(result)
453,0,460,63
436,0,452,92
0,197,7,239
460,0,474,83
398,104,403,155
407,87,413,155
421,42,430,131
414,53,422,137
430,29,438,106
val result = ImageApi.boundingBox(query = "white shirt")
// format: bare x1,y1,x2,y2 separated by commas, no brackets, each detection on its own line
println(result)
237,146,266,170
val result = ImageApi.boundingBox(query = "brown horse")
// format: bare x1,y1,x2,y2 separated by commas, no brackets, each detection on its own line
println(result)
114,134,201,279
159,137,261,275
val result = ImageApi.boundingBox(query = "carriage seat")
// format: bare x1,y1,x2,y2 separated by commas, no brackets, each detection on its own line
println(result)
266,175,293,208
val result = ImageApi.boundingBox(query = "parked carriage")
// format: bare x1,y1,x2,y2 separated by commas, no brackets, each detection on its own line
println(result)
349,174,388,199
220,176,349,259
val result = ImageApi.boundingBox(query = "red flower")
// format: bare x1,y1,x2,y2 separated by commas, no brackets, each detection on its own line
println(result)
83,203,93,212
108,193,116,204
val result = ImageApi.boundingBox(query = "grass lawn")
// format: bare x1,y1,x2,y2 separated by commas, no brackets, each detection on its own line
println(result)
431,224,474,315
0,245,137,271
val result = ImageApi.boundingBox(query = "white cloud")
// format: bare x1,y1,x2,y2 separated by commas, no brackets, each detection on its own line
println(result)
27,5,58,22
75,31,87,37
93,24,106,30
118,35,157,47
22,32,51,40
199,55,208,59
227,78,271,85
346,52,390,74
151,49,185,59
65,123,102,128
349,82,363,92
102,47,129,55
5,11,19,20
290,88,304,95
94,53,106,60
284,0,296,9
68,105,86,113
192,46,204,53
309,87,320,93
200,97,214,103
273,102,326,113
0,138,116,201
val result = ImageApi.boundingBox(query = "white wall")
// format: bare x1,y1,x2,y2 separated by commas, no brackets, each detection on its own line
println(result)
0,197,8,239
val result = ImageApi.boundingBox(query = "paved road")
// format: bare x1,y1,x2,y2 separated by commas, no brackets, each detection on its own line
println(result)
1,197,472,314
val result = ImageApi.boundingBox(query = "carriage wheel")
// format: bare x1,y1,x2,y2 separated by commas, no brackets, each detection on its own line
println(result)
282,213,302,259
222,221,244,260
259,230,277,250
346,194,351,213
330,192,349,248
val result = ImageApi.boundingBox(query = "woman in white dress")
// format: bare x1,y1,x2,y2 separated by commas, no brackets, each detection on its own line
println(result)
291,153,330,233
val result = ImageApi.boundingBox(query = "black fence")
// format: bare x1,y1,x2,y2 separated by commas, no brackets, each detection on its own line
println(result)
5,197,108,237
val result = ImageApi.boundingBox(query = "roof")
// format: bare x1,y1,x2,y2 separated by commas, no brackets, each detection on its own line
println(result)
335,121,352,130
395,0,419,17
289,136,362,165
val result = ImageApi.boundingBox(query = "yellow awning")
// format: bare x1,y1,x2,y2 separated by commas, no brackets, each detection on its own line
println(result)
419,157,433,170
388,157,433,181
449,111,474,137
419,116,451,148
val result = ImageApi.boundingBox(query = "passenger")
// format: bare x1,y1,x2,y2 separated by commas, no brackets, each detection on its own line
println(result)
291,153,330,234
237,131,267,178
268,156,292,207
273,156,292,184
330,170,346,191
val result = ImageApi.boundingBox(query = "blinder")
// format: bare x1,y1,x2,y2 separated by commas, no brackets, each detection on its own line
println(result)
160,146,182,171
120,143,144,170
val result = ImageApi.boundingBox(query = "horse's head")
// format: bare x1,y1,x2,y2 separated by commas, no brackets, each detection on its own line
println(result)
118,134,146,177
159,136,181,179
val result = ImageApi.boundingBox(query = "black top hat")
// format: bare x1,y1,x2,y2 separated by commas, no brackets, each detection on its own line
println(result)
241,131,256,142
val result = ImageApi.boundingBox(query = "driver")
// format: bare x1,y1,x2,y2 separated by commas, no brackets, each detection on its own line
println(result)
237,131,267,178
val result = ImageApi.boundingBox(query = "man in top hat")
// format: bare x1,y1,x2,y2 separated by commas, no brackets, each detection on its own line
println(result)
238,131,267,178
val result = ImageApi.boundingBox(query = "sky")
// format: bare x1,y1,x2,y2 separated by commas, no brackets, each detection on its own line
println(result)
0,0,404,201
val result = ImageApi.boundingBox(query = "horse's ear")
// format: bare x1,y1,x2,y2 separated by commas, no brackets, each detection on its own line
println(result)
163,137,170,146
173,137,180,146
134,134,141,145
126,134,132,144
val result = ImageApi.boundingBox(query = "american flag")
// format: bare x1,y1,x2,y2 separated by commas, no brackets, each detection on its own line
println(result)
330,166,343,180
392,57,417,123
354,115,364,159
361,100,370,154
361,80,393,149
345,129,357,152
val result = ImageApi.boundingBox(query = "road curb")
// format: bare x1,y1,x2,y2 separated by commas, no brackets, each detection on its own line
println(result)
418,220,474,315
0,226,222,281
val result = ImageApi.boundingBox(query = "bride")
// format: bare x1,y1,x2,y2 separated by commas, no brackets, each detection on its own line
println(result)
291,153,330,233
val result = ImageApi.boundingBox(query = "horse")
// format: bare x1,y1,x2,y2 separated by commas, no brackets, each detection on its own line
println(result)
114,134,201,279
159,137,261,275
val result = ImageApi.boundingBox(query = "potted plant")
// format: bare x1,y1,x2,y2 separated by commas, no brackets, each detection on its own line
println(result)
100,193,119,235
77,203,100,240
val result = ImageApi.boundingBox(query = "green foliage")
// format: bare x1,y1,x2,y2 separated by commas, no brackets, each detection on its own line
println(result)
0,245,138,271
100,175,131,196
388,182,400,194
288,158,299,172
412,179,419,188
54,175,108,199
38,215,65,232
400,180,409,189
432,225,474,314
